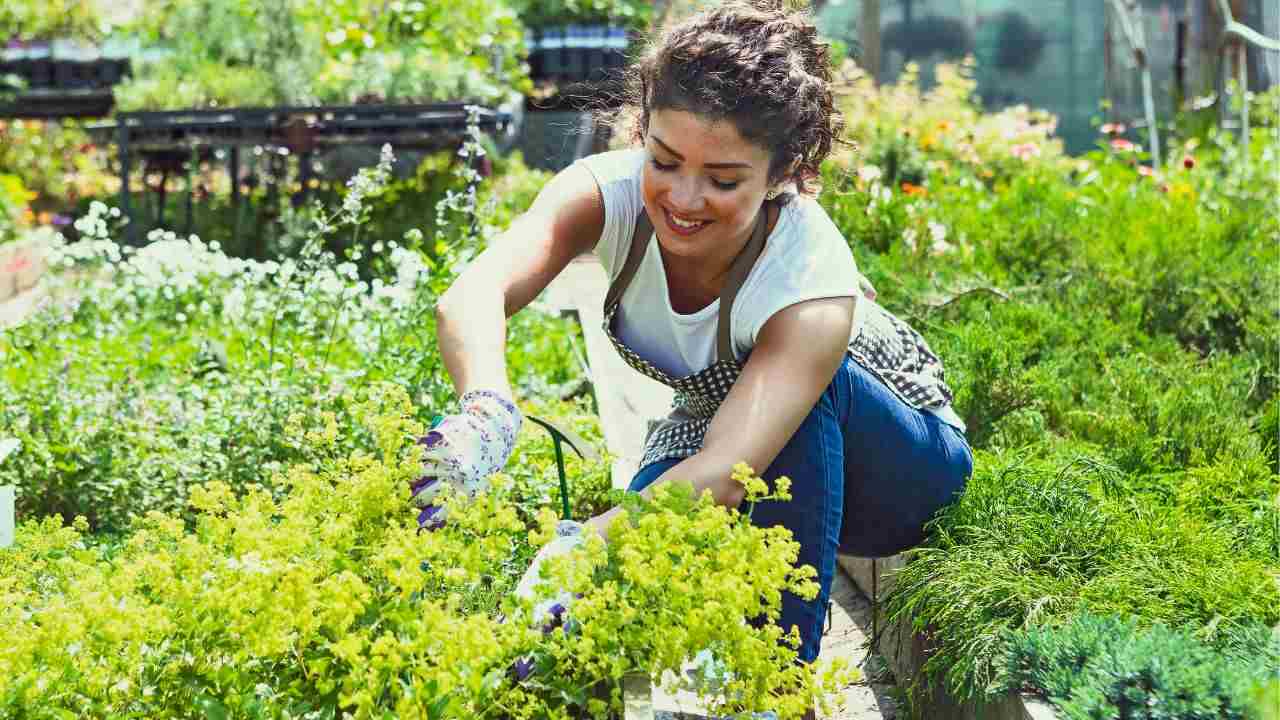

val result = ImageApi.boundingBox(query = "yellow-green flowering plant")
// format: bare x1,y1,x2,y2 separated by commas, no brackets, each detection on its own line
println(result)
0,384,854,719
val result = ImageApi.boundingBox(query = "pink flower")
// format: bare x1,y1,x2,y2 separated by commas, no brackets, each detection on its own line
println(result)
1010,142,1041,160
1110,138,1136,153
1100,122,1128,135
1137,165,1155,177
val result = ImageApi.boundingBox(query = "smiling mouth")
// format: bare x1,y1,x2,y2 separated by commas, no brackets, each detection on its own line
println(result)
664,208,711,235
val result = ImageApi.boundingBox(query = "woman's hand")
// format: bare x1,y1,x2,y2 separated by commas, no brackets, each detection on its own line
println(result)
514,519,587,630
410,390,522,528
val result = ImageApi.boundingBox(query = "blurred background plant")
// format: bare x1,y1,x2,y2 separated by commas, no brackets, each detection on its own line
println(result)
112,0,530,110
508,0,652,28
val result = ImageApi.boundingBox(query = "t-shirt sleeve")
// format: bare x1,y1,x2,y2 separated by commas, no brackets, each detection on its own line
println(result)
734,200,862,357
573,148,646,283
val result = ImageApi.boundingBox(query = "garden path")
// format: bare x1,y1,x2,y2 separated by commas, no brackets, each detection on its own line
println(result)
0,283,51,329
541,255,899,720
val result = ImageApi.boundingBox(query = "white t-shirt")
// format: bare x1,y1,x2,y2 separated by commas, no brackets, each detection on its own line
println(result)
577,148,863,377
577,148,968,432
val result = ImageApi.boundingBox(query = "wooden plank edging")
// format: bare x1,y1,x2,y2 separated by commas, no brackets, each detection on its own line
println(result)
835,555,1058,720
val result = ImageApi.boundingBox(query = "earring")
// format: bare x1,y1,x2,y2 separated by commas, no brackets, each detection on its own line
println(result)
766,187,781,201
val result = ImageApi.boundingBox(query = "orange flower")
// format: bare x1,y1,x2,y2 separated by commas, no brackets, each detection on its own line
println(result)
1137,165,1154,177
901,182,927,197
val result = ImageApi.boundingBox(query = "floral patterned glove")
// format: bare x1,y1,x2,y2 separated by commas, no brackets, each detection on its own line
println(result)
410,389,522,529
505,520,587,682
514,519,586,630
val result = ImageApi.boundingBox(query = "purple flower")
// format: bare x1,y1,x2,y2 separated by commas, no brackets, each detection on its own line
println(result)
417,504,445,530
51,214,72,227
539,602,567,635
512,656,535,681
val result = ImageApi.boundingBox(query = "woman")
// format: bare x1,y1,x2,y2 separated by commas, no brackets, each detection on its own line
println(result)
412,0,972,673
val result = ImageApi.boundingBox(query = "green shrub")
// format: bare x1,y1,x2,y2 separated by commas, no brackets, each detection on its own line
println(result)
0,386,852,719
999,613,1279,719
881,450,1279,702
0,143,559,532
114,0,530,111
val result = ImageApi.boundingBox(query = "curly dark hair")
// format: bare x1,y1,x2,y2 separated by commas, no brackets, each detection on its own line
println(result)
626,0,845,195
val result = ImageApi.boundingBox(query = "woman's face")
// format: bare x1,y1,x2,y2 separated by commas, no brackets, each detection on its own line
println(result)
641,109,775,267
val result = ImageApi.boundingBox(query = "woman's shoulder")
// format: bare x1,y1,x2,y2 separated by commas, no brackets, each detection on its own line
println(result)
771,195,850,256
574,147,646,190
743,197,858,297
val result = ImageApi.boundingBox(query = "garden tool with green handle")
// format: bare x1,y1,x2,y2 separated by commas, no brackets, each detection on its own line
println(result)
411,392,598,528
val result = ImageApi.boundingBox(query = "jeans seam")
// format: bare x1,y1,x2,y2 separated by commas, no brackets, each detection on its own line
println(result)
811,402,835,657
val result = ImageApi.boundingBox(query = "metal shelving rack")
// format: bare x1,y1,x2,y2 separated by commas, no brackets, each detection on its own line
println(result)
86,103,513,245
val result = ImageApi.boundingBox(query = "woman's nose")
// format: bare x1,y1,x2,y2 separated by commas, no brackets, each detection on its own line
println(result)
667,175,705,212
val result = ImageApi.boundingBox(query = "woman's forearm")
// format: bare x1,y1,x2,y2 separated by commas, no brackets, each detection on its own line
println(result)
644,452,747,508
435,278,515,400
588,451,746,542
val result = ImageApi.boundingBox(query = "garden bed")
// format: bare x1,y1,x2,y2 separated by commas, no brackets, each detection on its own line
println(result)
817,62,1279,718
839,555,1058,720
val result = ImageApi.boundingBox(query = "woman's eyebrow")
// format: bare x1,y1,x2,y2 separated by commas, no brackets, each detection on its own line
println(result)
651,134,753,170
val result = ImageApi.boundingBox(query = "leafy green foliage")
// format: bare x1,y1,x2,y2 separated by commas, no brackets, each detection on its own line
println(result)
510,0,652,27
0,142,556,532
113,0,530,110
880,450,1278,703
0,173,33,243
822,58,1279,712
998,613,1279,720
0,0,110,42
0,385,852,719
0,119,115,220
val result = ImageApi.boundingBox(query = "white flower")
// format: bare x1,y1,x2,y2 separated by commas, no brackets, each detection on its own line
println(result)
928,221,955,255
928,221,948,244
901,228,918,251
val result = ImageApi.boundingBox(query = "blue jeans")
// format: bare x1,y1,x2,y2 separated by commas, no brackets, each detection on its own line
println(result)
627,355,973,663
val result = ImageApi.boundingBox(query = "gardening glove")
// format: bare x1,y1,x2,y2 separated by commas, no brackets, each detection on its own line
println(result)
410,389,522,529
514,519,586,633
684,649,779,720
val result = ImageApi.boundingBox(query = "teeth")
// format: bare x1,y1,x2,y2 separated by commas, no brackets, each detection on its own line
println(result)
669,212,705,229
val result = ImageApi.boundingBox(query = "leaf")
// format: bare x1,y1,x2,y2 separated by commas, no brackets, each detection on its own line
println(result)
0,437,19,464
195,695,228,720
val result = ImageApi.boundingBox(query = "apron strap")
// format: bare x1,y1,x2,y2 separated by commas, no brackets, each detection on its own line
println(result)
603,209,654,312
715,206,770,363
603,204,772,362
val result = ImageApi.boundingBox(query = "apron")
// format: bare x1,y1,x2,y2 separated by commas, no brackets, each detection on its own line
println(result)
603,204,956,471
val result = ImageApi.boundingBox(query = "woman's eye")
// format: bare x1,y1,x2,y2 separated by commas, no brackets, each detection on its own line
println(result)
649,156,737,189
